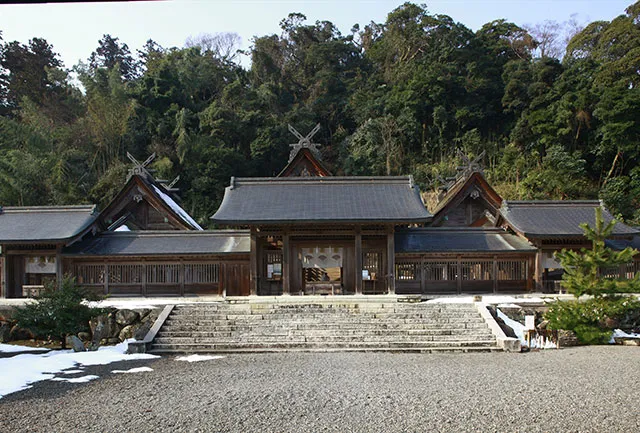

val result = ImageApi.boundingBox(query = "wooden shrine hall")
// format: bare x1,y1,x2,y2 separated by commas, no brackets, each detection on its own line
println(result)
0,125,638,298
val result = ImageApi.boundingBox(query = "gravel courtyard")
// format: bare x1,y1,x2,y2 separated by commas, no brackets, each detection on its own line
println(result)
1,346,639,432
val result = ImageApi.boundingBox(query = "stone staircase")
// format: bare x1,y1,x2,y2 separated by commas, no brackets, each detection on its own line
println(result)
149,301,499,354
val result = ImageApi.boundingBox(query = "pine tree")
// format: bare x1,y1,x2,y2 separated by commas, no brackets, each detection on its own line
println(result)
13,277,104,349
555,207,640,298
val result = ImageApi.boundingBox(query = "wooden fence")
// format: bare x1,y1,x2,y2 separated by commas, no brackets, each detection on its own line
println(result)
73,261,222,296
395,256,531,294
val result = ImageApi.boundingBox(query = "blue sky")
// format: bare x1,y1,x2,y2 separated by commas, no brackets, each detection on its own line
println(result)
0,0,633,69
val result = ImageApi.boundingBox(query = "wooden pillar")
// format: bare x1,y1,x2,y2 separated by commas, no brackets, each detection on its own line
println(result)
527,255,535,292
355,228,362,295
420,255,426,295
534,248,543,291
386,227,395,295
456,255,462,294
492,255,498,293
1,248,6,299
249,227,258,296
141,260,147,296
55,245,63,288
282,232,290,295
103,261,109,296
179,259,185,296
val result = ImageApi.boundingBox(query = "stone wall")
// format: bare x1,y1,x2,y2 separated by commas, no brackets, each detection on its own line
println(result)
0,305,160,347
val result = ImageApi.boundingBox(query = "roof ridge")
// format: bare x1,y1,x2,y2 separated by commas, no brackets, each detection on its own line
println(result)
1,205,97,213
396,227,505,233
503,200,601,207
232,176,414,187
100,230,250,237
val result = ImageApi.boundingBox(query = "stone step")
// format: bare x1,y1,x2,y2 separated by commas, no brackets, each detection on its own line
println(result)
167,312,483,320
154,334,495,345
159,322,489,333
163,318,485,327
173,305,478,312
151,339,497,352
157,328,491,338
148,346,502,354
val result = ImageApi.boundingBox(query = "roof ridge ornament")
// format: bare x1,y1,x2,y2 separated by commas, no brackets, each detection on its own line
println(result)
126,152,156,181
288,123,321,163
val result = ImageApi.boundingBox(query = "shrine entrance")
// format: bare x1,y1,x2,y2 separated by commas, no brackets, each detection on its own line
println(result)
253,229,393,296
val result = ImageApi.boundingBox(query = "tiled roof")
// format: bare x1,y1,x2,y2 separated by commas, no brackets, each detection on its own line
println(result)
499,201,638,238
395,228,536,253
0,205,97,243
211,176,432,225
605,235,640,251
63,231,249,256
432,171,502,216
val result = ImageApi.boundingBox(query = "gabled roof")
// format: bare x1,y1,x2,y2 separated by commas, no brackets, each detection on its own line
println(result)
498,200,639,239
430,171,502,226
395,228,536,253
98,174,202,231
278,147,331,177
211,176,432,225
0,205,97,244
63,230,249,256
605,235,640,252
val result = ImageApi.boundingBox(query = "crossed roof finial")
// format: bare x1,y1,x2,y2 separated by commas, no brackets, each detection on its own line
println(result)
126,152,156,180
288,124,321,162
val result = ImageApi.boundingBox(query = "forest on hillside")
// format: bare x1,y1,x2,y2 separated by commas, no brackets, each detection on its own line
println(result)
0,2,639,228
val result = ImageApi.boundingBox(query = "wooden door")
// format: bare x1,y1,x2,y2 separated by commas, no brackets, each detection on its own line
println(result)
8,256,24,298
223,262,250,296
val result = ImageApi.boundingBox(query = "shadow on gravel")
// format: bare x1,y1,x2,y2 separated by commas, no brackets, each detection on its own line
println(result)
0,358,161,404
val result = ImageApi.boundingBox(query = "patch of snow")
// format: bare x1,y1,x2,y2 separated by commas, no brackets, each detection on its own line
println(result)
0,343,50,353
51,375,99,384
112,366,154,374
426,296,545,305
175,354,224,363
60,369,84,374
88,300,159,309
152,184,203,230
610,329,640,343
0,340,159,399
426,297,474,304
496,303,523,309
496,308,526,344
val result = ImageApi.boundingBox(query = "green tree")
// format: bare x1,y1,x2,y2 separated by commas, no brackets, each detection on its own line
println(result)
555,207,640,298
13,277,105,349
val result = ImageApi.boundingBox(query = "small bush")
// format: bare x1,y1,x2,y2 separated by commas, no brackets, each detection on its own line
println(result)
13,276,106,349
545,297,640,345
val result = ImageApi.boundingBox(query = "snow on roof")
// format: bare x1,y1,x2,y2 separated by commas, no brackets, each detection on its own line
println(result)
152,184,203,230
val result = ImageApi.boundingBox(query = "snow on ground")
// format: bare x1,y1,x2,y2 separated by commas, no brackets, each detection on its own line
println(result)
52,375,100,384
496,308,526,344
0,340,159,399
0,343,50,353
175,354,225,363
112,367,154,374
426,295,545,304
610,329,640,344
496,308,556,349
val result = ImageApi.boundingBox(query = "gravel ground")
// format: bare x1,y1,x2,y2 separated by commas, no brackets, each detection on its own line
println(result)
1,346,639,432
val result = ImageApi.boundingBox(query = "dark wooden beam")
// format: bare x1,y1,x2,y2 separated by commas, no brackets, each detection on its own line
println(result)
282,231,290,295
250,227,258,296
355,228,362,295
386,227,395,295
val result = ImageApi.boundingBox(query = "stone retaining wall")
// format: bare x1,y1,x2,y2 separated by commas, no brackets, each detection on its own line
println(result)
0,305,161,347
